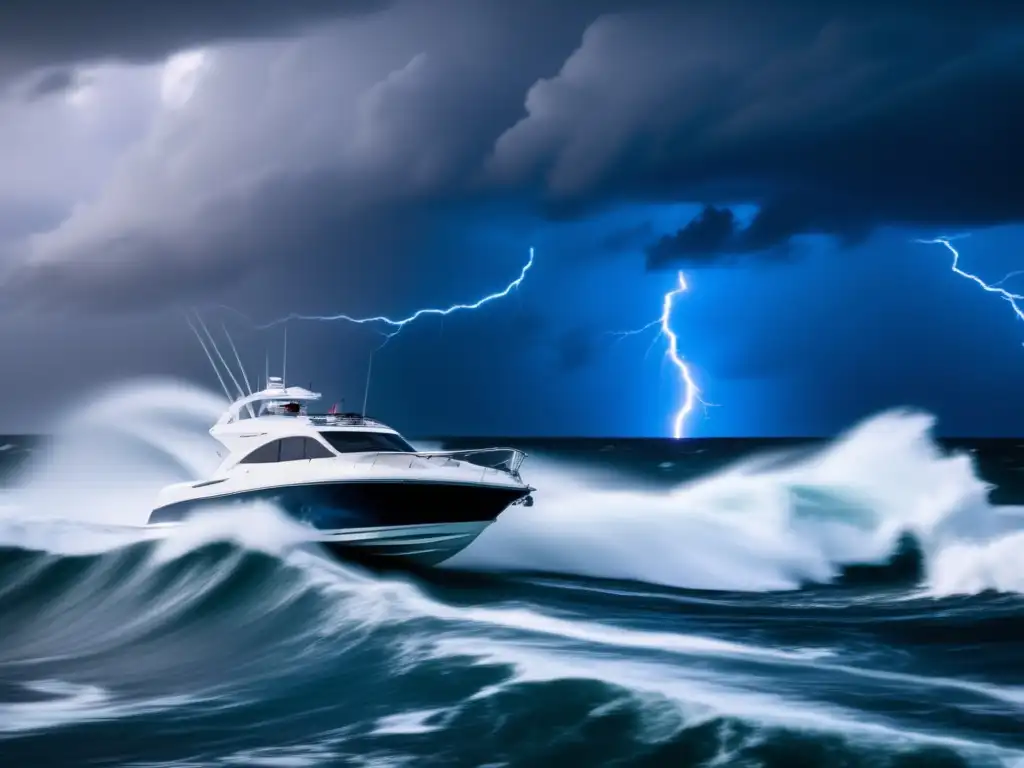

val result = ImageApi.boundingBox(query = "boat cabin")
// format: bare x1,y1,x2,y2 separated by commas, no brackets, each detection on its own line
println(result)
205,376,527,483
209,376,415,464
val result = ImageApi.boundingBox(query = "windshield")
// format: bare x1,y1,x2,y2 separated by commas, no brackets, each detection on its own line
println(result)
317,430,416,454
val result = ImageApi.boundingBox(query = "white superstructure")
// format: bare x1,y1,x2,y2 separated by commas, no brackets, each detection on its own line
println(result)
149,375,533,566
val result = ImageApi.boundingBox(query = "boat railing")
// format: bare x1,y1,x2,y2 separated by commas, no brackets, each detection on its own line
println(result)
306,413,392,429
354,447,528,483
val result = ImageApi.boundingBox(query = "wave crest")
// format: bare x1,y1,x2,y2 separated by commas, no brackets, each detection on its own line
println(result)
451,409,1024,597
1,379,1022,598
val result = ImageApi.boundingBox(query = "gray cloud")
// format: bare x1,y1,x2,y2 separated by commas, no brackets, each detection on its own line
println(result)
4,1,1022,312
0,0,1021,430
645,207,757,267
488,2,1024,259
0,0,1020,440
0,0,392,82
17,68,79,100
644,202,872,267
0,1,616,313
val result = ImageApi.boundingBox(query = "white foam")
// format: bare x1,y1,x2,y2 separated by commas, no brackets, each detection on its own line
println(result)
4,377,225,530
400,594,833,663
149,503,316,564
370,708,448,736
389,584,1024,714
927,529,1024,596
0,680,199,734
1,380,1022,604
422,636,1024,764
0,381,1020,762
450,409,1024,596
221,745,339,767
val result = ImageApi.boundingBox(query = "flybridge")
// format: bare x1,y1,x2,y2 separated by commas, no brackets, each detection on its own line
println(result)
184,311,385,429
215,383,321,426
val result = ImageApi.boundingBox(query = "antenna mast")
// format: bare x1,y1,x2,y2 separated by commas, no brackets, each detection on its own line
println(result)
361,350,374,416
282,324,288,387
185,313,232,402
222,324,253,396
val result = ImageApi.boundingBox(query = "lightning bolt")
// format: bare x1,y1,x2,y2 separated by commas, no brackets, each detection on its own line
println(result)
915,236,1024,328
258,247,535,341
249,245,706,435
612,270,706,439
244,247,534,415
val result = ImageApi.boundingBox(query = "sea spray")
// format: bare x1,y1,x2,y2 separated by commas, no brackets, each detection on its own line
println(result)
451,409,1024,596
2,379,1023,595
0,380,1021,765
6,377,226,527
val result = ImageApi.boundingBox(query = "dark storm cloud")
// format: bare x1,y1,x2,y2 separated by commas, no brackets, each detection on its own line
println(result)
645,200,873,267
0,0,391,79
645,207,759,267
2,0,626,314
5,0,1024,312
4,0,1024,438
489,0,1024,265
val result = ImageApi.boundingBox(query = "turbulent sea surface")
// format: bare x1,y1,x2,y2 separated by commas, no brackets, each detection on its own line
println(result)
1,379,1023,767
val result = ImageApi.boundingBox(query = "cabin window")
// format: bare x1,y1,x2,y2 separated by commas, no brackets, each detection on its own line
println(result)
240,440,282,464
279,436,335,461
318,431,416,454
240,437,338,464
304,438,335,459
278,437,306,462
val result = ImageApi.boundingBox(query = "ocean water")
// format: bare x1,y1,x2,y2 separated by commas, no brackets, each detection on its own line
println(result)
0,379,1022,767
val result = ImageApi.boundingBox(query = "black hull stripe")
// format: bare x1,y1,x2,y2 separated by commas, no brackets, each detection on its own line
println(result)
148,479,530,527
170,477,525,507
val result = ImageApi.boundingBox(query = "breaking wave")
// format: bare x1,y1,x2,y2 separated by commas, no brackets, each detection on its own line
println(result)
1,377,1022,598
0,378,1022,766
451,410,1024,597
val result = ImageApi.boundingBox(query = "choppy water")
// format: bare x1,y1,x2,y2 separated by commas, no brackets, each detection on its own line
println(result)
0,379,1022,767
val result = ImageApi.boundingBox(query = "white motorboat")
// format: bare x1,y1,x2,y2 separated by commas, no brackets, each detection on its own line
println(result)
149,376,534,567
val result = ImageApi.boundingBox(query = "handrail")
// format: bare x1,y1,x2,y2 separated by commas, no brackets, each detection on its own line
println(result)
307,413,392,429
417,448,528,475
353,447,528,483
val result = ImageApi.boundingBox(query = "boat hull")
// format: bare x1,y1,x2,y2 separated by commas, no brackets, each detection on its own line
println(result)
148,479,530,567
315,521,493,568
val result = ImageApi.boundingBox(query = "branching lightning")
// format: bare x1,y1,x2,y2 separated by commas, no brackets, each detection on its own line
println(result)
194,247,534,412
258,247,535,343
612,270,707,439
205,244,707,435
915,236,1024,329
247,248,535,414
193,234,1016,438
